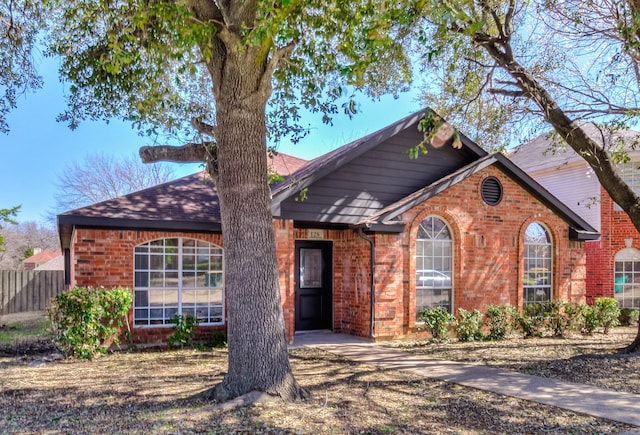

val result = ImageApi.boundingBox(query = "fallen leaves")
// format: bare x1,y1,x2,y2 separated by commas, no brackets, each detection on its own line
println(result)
0,341,635,434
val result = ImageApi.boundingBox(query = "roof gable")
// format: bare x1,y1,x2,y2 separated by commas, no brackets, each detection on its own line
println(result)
271,109,488,223
360,153,599,240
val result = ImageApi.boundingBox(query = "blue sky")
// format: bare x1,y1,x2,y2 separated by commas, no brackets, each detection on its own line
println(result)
0,56,422,224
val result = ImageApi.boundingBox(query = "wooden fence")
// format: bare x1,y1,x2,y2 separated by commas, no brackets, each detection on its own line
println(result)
0,270,66,316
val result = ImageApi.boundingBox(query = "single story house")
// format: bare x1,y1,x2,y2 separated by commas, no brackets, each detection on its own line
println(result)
57,109,598,344
510,125,640,308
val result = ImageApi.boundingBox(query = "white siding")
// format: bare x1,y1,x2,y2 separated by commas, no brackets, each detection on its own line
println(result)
529,163,601,231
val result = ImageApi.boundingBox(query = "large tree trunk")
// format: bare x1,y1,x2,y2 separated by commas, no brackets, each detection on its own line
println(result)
202,25,302,401
212,103,301,402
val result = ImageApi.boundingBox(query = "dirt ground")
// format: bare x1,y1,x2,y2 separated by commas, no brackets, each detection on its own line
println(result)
0,316,638,434
384,325,640,395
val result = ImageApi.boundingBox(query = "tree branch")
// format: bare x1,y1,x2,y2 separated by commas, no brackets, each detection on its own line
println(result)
139,142,213,163
488,88,525,97
259,41,297,96
191,118,216,136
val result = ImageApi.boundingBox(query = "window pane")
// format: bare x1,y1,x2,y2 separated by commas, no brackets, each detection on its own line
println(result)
415,216,453,318
523,223,553,306
150,272,164,287
166,255,178,270
183,254,196,270
135,254,148,270
208,272,223,288
134,238,225,327
182,272,196,288
150,255,165,270
134,309,149,325
135,290,148,307
135,272,148,288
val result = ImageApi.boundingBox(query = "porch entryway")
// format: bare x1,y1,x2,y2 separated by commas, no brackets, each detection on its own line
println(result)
294,240,333,331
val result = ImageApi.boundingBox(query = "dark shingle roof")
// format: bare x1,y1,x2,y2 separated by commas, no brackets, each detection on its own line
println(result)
57,152,309,249
58,172,221,249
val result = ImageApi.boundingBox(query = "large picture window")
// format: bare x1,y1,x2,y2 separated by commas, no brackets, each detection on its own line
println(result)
415,216,453,318
134,238,224,326
614,248,640,309
523,223,553,305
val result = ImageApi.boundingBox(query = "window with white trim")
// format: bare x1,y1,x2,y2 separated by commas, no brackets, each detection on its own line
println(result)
614,248,640,309
523,223,553,305
416,216,453,318
614,161,640,210
134,238,224,326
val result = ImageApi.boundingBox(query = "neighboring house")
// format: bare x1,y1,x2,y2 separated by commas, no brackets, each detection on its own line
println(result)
34,255,65,271
510,125,640,308
57,109,598,344
23,249,62,271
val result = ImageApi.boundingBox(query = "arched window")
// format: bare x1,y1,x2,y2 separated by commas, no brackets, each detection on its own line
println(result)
415,216,453,318
134,238,224,326
614,248,640,309
523,223,553,305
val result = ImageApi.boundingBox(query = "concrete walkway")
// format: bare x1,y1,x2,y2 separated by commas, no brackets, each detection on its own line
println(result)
291,331,640,428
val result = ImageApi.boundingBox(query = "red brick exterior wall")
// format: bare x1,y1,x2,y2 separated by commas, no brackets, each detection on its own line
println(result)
281,165,587,341
69,165,588,344
70,229,225,345
585,187,640,304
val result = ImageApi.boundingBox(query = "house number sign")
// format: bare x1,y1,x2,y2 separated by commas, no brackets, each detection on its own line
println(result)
307,229,325,239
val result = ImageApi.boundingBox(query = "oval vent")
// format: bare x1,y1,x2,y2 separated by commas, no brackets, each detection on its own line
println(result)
481,177,503,206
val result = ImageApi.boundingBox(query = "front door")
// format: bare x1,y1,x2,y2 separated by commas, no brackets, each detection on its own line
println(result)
295,240,333,331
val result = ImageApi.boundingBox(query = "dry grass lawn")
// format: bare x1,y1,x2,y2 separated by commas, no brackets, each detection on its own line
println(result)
0,312,638,434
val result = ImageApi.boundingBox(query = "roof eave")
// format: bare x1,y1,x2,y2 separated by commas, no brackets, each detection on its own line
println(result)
569,228,600,241
57,215,222,250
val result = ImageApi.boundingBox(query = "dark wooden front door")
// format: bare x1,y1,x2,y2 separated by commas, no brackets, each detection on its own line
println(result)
295,241,333,331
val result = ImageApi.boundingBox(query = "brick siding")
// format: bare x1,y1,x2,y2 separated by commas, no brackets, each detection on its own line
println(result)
585,187,640,304
70,165,588,344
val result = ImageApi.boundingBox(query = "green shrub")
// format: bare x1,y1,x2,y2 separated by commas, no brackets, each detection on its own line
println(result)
594,297,620,334
515,303,547,338
418,307,454,343
484,305,516,340
167,314,199,348
619,308,640,326
545,300,582,337
454,308,484,342
47,287,132,359
581,298,621,335
208,330,228,348
580,305,600,335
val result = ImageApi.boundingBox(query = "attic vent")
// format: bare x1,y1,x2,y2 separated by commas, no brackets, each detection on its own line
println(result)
481,177,503,206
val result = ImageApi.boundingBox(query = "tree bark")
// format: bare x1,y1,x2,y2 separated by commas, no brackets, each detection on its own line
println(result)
210,100,302,402
193,2,303,401
622,320,640,354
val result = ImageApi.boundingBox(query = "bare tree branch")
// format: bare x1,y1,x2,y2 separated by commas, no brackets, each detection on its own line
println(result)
139,142,213,163
488,88,525,97
191,118,216,136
